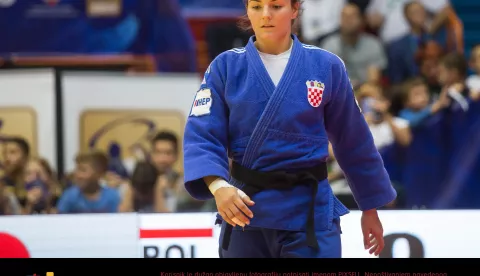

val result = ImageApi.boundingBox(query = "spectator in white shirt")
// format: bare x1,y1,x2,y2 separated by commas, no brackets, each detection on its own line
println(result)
300,0,346,43
366,0,450,44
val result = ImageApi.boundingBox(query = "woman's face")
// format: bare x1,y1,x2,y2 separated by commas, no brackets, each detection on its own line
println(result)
247,0,298,42
24,161,49,184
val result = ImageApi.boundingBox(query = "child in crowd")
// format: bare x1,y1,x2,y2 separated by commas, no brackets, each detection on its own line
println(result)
57,151,120,214
398,77,450,127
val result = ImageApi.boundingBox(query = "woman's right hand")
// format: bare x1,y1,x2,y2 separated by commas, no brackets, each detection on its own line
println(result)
213,187,254,227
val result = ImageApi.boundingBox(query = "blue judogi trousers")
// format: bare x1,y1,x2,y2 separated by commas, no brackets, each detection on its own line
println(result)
218,218,342,258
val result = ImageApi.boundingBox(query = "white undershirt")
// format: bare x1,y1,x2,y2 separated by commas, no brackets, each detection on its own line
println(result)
258,42,292,86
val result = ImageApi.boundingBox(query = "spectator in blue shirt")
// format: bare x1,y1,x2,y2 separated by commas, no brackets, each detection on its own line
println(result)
57,151,120,214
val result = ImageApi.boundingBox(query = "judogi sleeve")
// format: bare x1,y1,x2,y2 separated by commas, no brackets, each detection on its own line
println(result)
183,57,230,200
324,58,397,211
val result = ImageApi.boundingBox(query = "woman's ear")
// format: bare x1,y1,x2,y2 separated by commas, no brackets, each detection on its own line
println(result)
292,2,300,19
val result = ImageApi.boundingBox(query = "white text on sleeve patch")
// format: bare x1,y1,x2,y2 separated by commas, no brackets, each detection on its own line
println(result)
190,89,212,117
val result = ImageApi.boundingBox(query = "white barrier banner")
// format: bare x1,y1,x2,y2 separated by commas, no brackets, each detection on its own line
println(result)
139,211,480,258
0,213,139,258
0,211,478,258
140,213,220,258
340,210,480,258
0,69,57,169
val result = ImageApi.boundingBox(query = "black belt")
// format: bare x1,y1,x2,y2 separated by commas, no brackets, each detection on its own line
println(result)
221,161,328,251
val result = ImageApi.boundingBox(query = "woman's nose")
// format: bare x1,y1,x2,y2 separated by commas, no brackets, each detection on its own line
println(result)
262,6,272,20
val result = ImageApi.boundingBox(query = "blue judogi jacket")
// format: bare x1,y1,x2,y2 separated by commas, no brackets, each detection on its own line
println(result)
183,35,396,231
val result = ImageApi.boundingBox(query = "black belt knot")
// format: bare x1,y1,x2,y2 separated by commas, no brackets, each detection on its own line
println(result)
220,161,328,252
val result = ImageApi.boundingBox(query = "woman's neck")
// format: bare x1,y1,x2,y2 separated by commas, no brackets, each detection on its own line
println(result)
254,34,292,55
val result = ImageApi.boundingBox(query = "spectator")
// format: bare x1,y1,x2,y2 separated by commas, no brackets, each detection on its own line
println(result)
1,137,30,205
417,40,445,96
119,131,210,213
387,1,430,84
437,52,469,110
22,158,62,214
57,151,120,214
359,83,412,148
0,180,21,215
466,44,480,101
366,0,450,45
398,77,451,128
300,0,346,44
321,3,387,86
119,161,170,213
148,131,186,212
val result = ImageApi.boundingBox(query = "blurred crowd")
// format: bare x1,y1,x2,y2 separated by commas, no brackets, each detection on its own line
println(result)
0,132,215,215
305,0,477,209
1,0,479,215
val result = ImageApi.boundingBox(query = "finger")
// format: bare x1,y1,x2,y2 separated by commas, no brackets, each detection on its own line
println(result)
228,205,249,226
369,244,378,255
374,243,383,256
368,236,378,249
231,217,244,226
374,233,384,256
224,207,236,221
237,189,255,205
219,211,236,227
234,197,253,219
363,231,371,249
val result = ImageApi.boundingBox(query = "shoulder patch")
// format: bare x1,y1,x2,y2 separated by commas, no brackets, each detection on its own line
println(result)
190,89,212,117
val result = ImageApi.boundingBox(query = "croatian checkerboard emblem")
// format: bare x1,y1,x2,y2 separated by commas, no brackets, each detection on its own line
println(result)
306,80,324,107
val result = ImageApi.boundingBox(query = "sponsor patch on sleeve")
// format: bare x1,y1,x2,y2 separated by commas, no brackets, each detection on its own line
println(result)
190,89,212,117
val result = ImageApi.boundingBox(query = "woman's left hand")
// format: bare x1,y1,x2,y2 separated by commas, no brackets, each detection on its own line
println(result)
361,209,384,256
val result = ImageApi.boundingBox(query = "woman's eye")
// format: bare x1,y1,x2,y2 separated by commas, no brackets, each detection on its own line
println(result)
251,5,261,10
273,5,282,9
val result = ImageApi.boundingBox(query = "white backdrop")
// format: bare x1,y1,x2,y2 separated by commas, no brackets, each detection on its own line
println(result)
0,69,57,169
61,72,200,173
0,213,138,258
0,211,478,258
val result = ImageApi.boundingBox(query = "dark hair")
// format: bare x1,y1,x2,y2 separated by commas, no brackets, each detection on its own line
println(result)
131,161,157,197
238,0,302,33
5,137,30,157
75,150,109,173
151,131,178,154
440,52,468,78
388,84,407,116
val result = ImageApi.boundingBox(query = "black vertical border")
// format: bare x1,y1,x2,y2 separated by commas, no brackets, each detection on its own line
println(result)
54,68,65,178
